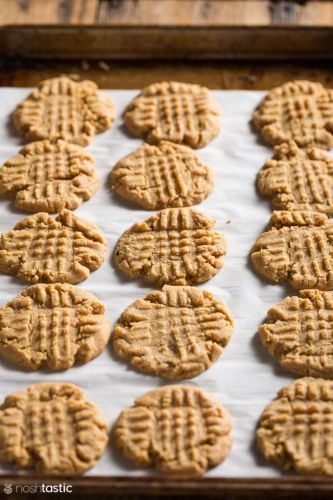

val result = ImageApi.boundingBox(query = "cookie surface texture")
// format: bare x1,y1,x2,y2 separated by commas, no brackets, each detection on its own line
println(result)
13,76,115,146
124,81,220,148
111,141,214,209
258,141,333,215
257,377,333,475
0,284,111,370
0,140,99,213
260,289,333,378
114,207,226,286
0,210,107,284
0,382,108,474
251,210,333,290
253,80,333,149
113,285,233,379
113,385,232,475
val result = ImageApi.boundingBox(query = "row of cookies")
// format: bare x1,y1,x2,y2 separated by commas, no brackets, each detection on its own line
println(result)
0,382,232,476
106,80,235,475
251,81,333,476
0,79,234,476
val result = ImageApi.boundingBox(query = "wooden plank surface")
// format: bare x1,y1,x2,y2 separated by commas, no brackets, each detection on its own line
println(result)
0,0,332,27
0,59,331,89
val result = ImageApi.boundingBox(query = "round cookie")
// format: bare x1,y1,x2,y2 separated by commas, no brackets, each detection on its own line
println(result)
13,76,115,146
111,141,215,209
113,285,233,379
114,207,227,286
258,141,333,215
253,80,333,150
113,385,233,476
259,289,333,378
251,210,333,290
0,210,107,284
0,139,99,213
0,284,111,370
257,378,333,476
0,382,108,474
124,81,220,148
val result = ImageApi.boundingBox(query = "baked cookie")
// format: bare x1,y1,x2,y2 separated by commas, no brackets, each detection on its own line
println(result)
257,377,333,475
253,80,333,149
260,290,333,378
124,81,220,148
0,284,111,370
13,76,115,146
0,140,99,213
258,141,333,215
113,285,233,379
0,210,107,284
251,210,333,290
114,207,226,286
111,141,214,209
0,382,108,474
113,385,232,476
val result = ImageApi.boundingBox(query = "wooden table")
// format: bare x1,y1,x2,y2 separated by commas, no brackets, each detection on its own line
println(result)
0,2,333,499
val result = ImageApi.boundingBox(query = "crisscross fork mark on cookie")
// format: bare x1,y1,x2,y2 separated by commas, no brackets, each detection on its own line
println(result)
260,290,333,377
257,377,333,475
253,80,333,150
258,141,333,215
251,210,333,290
0,383,108,474
113,385,232,475
111,141,214,209
0,210,107,284
0,140,99,213
113,285,233,379
0,284,111,370
13,76,115,146
114,207,226,286
124,81,220,148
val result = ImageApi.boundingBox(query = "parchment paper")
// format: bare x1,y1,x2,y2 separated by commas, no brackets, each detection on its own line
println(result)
0,89,303,477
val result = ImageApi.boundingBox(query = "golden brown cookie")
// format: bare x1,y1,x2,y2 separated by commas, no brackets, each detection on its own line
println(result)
113,385,232,476
259,290,333,378
13,76,115,146
114,207,226,286
258,141,333,215
0,210,107,284
111,141,214,209
113,285,233,379
251,210,333,290
124,81,220,148
257,378,333,476
253,80,333,149
0,382,108,474
0,140,99,213
0,284,111,370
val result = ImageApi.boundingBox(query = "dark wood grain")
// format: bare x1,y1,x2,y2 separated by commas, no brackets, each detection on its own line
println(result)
0,0,332,27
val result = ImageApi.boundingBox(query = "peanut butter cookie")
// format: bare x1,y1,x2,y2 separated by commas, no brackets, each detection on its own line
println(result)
0,284,111,370
111,141,214,209
114,207,226,286
0,140,99,213
14,76,115,146
0,382,108,474
257,378,333,475
124,81,220,148
113,285,233,379
251,210,333,290
0,210,107,284
258,141,333,215
113,385,232,476
253,80,333,149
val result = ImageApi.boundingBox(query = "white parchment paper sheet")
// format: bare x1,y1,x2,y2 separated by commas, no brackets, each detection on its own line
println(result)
0,89,302,478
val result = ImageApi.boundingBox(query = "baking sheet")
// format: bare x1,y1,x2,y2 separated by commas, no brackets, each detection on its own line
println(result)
0,89,303,478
